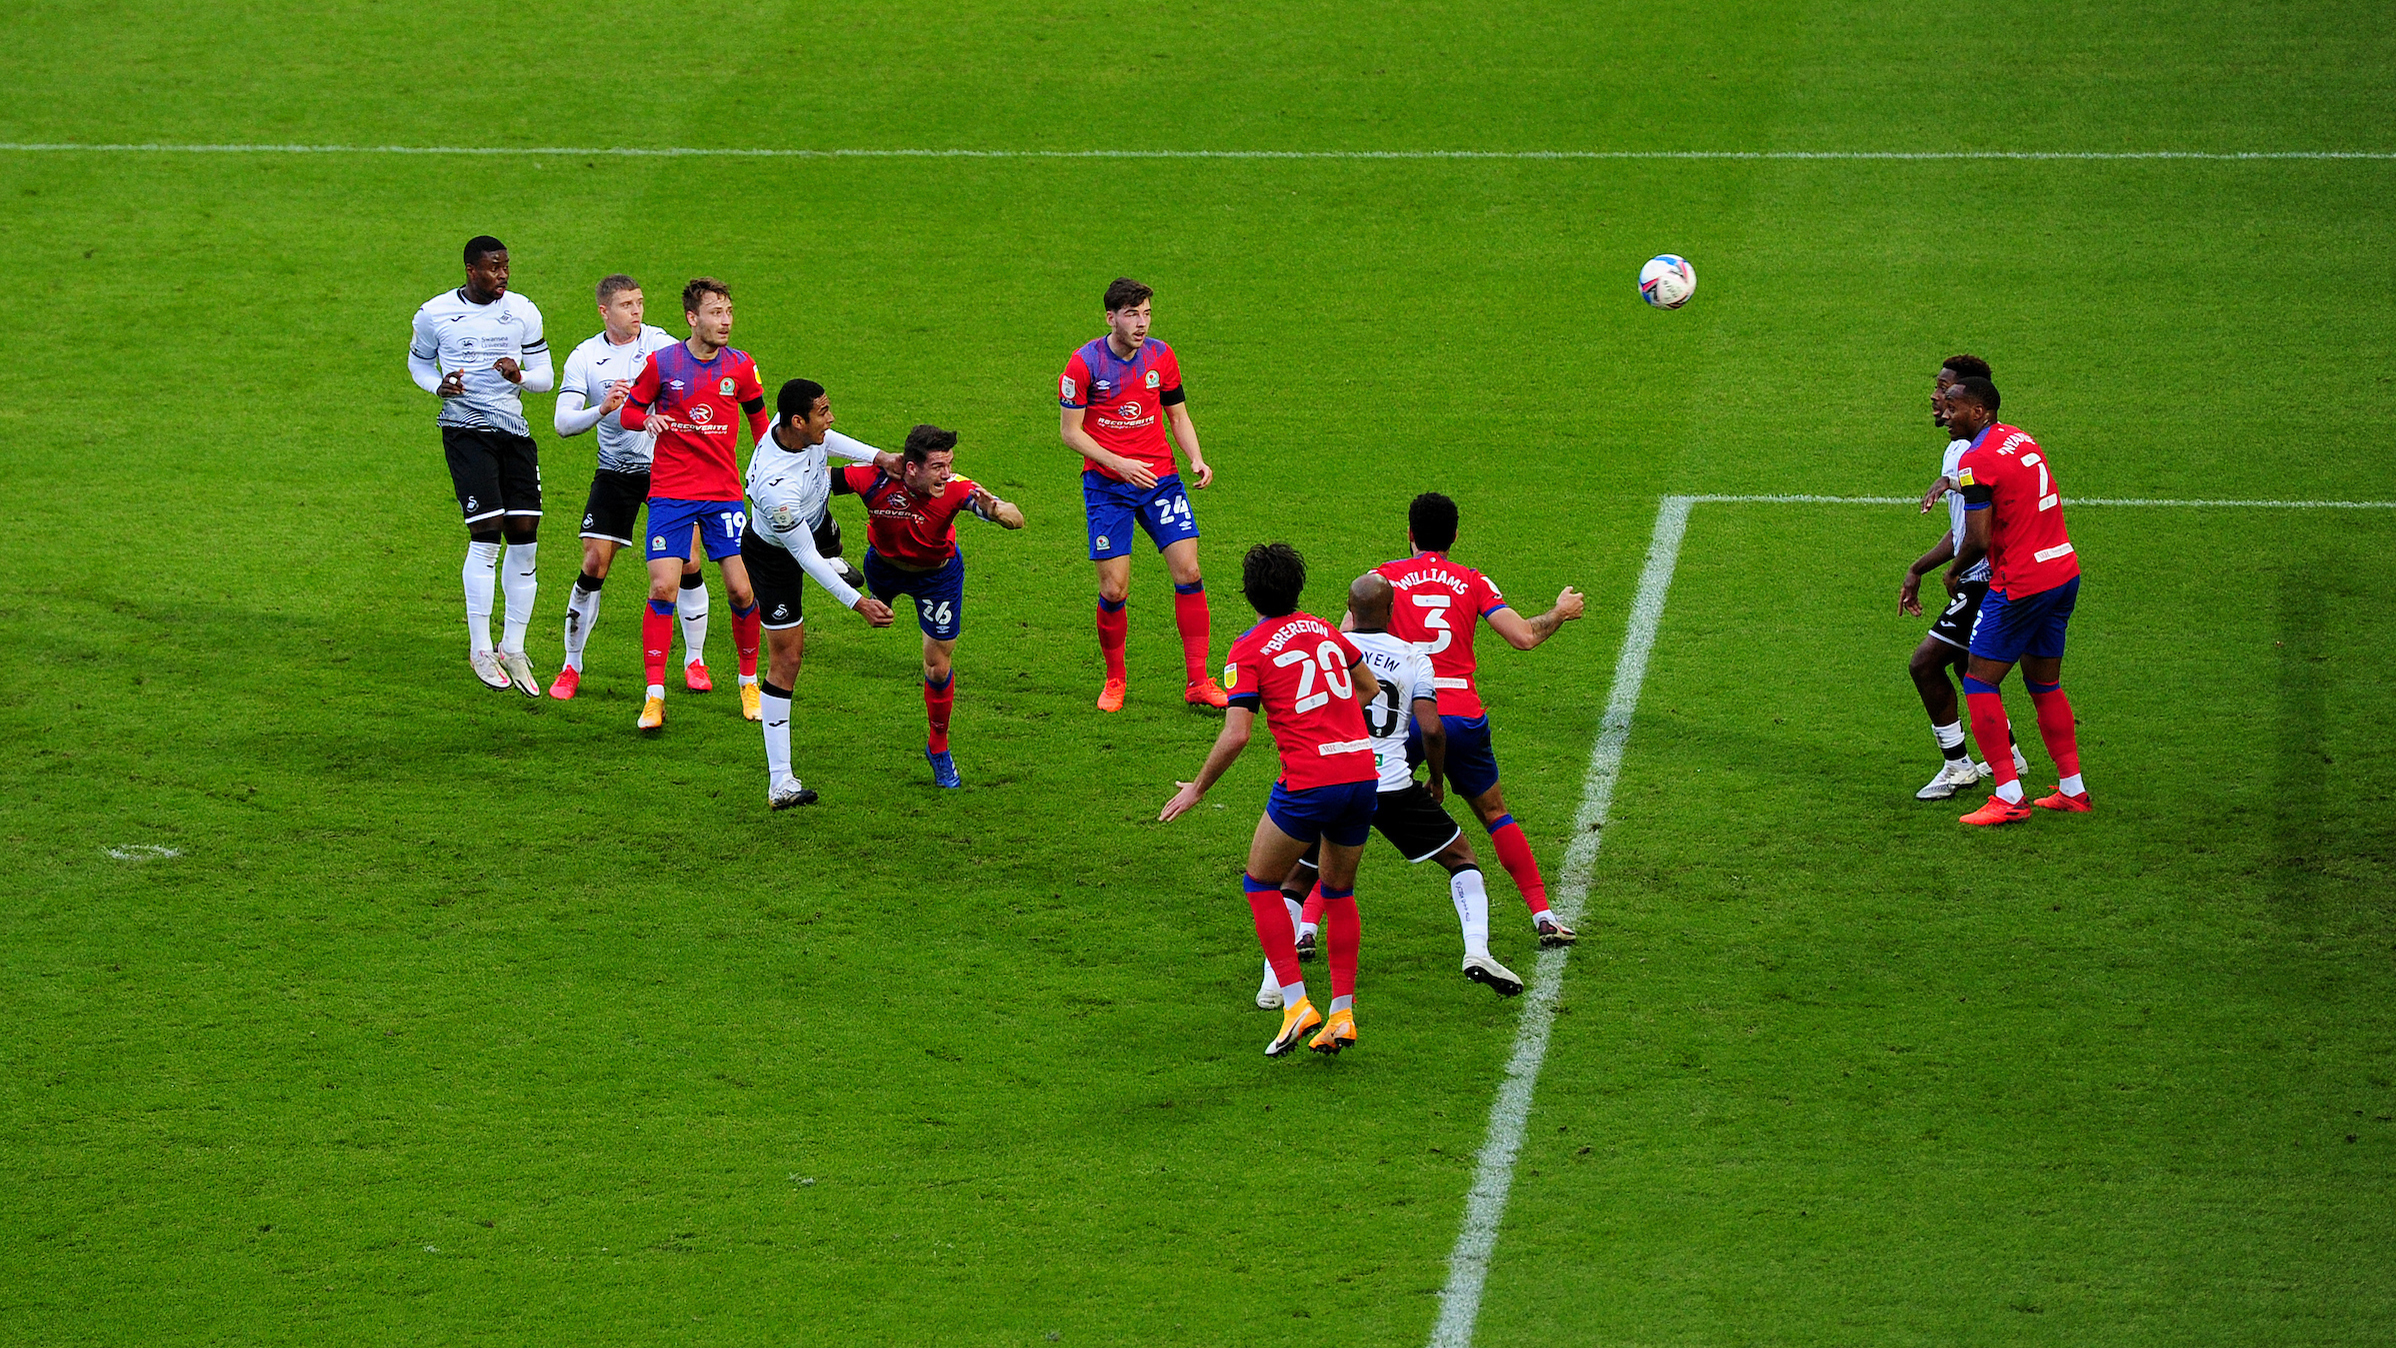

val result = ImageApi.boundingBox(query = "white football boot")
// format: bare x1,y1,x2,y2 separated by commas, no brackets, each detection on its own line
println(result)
469,650,511,691
1918,758,1986,800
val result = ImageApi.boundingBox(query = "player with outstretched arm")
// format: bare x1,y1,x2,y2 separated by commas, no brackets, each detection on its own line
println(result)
1161,543,1386,1059
1060,277,1227,712
408,235,555,695
832,426,1024,789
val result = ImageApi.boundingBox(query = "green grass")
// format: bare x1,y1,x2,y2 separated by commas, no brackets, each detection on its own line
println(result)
3,3,2393,1344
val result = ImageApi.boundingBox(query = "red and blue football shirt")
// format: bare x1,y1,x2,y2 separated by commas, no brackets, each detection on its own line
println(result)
1059,337,1184,481
1956,423,2080,598
1374,552,1511,719
838,465,980,570
1223,613,1378,791
624,343,765,501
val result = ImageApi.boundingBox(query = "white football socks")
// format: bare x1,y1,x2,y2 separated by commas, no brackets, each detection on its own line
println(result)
761,685,794,790
463,541,501,653
1330,994,1353,1015
563,578,602,671
1932,720,1967,757
1994,778,2025,804
1451,866,1492,958
678,574,709,666
2058,772,2085,796
500,541,538,655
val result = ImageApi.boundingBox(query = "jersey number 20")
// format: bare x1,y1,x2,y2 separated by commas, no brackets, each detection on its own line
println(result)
1275,640,1356,714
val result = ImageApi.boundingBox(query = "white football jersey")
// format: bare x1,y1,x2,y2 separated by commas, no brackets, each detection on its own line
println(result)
1941,436,1992,583
1349,628,1441,792
410,288,547,438
745,428,886,609
559,325,678,471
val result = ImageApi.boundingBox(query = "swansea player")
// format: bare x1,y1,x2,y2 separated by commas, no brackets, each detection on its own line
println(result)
1942,377,2092,825
1375,493,1585,946
617,279,770,731
408,235,555,695
744,378,901,808
1060,278,1227,712
833,426,1025,788
546,274,701,700
1272,572,1526,1006
1899,354,2028,797
1160,543,1385,1058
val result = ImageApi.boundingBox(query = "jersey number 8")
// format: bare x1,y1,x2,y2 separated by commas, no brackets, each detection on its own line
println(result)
1275,640,1356,715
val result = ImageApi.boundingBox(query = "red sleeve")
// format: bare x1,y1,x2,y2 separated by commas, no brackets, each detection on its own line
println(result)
1059,352,1091,408
1157,344,1182,394
1475,572,1509,617
1224,638,1261,706
619,353,661,429
836,464,877,496
738,355,764,402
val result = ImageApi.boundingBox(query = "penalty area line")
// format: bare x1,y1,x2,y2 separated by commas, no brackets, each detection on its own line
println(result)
0,143,2390,162
1425,487,2396,1347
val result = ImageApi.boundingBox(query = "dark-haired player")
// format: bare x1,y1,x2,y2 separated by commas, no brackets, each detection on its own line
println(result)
1943,377,2091,825
1375,493,1585,947
618,278,770,731
834,426,1025,788
1060,277,1226,712
744,378,900,808
1271,572,1525,1007
1900,355,2028,797
546,274,697,700
1161,543,1385,1058
409,235,555,695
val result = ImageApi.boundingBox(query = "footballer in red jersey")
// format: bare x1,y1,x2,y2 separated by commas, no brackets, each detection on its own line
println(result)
616,279,773,730
1943,376,2090,825
1375,493,1585,946
1060,277,1226,713
1161,543,1384,1058
833,425,1024,788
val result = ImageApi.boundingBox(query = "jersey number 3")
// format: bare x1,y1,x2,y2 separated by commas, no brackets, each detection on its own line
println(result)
1412,593,1454,654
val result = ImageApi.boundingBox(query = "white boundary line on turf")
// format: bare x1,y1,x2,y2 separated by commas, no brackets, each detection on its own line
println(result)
1426,489,2396,1347
0,143,2390,161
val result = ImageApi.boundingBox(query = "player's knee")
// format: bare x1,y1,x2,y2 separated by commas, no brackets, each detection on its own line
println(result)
469,526,504,546
1097,577,1130,604
503,521,538,544
1908,647,1948,680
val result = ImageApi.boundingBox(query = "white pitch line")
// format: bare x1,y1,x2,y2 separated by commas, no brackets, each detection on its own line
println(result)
0,143,2390,161
1424,486,2396,1347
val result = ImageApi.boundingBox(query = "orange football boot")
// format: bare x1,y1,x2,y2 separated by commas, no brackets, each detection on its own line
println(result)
2034,788,2092,812
1960,795,2034,826
1308,1007,1357,1056
547,666,581,700
1096,677,1127,713
1184,677,1230,709
684,660,713,692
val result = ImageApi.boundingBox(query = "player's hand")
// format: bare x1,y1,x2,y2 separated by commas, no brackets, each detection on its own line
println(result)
1940,568,1961,599
494,357,523,385
1553,586,1586,622
1115,457,1159,491
1920,476,1952,513
1423,772,1445,805
1189,458,1214,490
599,381,631,414
436,370,467,398
854,596,895,627
1159,782,1204,822
1899,571,1924,617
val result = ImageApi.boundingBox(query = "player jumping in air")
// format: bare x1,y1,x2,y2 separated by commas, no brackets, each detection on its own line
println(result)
1375,493,1585,947
744,379,901,809
617,279,771,731
547,274,705,700
832,426,1024,789
408,235,555,695
1901,355,2029,798
1160,543,1386,1058
1060,277,1227,713
1270,572,1526,1007
1941,377,2092,825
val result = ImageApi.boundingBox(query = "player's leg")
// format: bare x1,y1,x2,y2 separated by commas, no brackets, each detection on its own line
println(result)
444,429,513,690
1147,478,1223,706
1278,849,1321,970
1245,804,1323,1054
636,503,698,729
1910,626,1982,798
491,435,544,695
1309,811,1370,1055
1086,475,1135,710
557,468,638,699
921,633,961,787
707,512,764,719
1958,585,2045,823
1449,717,1570,943
679,521,711,691
2020,579,2088,810
743,530,815,809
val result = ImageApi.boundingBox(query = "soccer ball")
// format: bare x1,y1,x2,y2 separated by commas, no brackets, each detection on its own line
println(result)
1639,254,1696,309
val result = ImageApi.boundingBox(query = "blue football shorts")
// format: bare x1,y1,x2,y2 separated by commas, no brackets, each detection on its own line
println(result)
1407,713,1502,800
865,549,965,641
646,497,746,562
1265,779,1379,849
1083,470,1199,561
1968,575,2080,663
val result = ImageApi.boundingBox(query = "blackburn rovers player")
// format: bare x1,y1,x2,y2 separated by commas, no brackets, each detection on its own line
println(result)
1060,277,1226,712
1272,573,1525,1008
1160,543,1386,1059
1942,377,2092,825
832,426,1024,789
546,274,707,700
1375,493,1585,947
617,278,770,731
744,378,902,809
407,235,555,695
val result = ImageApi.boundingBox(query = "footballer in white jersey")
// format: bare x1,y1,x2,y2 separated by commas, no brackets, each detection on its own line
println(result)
1272,573,1525,1000
546,277,711,700
406,235,557,695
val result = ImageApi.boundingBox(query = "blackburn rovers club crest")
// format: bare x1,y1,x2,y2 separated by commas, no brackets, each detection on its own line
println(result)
1145,369,1159,389
719,377,736,396
1096,535,1111,550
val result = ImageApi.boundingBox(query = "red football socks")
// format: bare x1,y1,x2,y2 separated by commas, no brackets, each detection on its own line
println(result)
1320,886,1360,1000
1964,679,2018,788
1299,881,1325,928
1095,598,1128,682
1245,876,1302,987
2027,681,2081,779
731,600,761,679
641,600,674,687
924,672,955,752
1485,815,1552,916
1172,583,1211,682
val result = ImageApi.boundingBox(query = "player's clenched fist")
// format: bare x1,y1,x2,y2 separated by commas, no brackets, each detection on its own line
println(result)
493,356,523,384
1554,586,1586,622
853,595,895,628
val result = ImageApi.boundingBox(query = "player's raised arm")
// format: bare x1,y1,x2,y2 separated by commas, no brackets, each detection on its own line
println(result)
1160,707,1254,821
1485,586,1586,651
967,485,1025,530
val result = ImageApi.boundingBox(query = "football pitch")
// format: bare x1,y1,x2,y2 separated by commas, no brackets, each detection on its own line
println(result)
5,3,2394,1343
